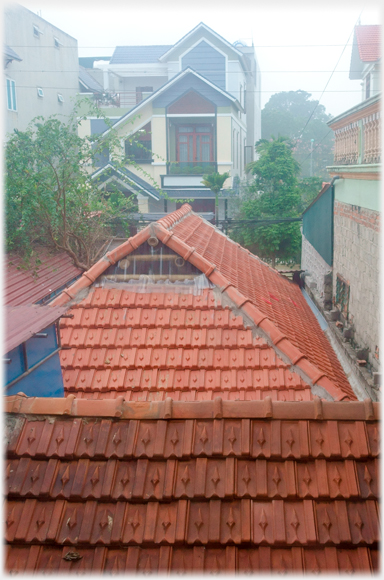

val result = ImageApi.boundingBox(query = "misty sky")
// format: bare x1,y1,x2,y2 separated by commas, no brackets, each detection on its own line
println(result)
18,0,381,119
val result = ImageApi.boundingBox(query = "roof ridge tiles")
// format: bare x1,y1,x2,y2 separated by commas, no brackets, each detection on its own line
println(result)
4,395,380,421
48,204,354,401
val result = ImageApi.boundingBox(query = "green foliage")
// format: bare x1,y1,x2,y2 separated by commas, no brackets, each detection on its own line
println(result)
5,100,139,269
233,137,302,266
262,90,334,179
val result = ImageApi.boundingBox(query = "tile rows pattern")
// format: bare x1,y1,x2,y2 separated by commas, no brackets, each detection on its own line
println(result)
5,498,379,546
59,288,312,399
6,457,379,501
50,205,354,401
5,545,379,574
8,417,379,460
169,212,353,396
5,413,380,574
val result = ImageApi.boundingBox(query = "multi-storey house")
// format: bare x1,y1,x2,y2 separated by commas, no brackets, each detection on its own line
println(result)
80,23,261,219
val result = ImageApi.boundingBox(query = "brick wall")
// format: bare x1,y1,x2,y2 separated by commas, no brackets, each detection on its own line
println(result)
333,200,380,366
301,234,332,297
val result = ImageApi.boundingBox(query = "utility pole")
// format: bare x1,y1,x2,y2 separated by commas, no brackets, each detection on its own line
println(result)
310,139,314,177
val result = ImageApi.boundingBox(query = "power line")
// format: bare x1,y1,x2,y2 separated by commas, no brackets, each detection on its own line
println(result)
297,10,363,138
8,42,378,48
10,69,366,74
11,86,363,93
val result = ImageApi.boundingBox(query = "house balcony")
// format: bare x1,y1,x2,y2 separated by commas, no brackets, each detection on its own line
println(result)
328,94,381,167
162,161,217,188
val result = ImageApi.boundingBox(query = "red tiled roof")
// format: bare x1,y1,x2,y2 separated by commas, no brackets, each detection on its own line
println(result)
51,204,355,401
5,305,68,353
59,287,313,402
355,25,381,62
4,395,380,574
5,249,83,306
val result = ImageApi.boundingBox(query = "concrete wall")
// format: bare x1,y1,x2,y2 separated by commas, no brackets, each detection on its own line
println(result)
301,235,332,298
4,4,78,135
333,200,380,367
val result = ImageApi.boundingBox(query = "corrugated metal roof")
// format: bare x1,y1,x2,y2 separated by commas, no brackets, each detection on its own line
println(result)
109,45,172,64
5,304,68,353
5,250,83,306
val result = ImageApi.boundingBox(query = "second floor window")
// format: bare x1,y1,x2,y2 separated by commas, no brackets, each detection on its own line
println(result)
6,78,17,111
125,122,152,163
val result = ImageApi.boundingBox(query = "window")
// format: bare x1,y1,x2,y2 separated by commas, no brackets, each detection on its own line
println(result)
54,37,61,49
33,25,43,37
57,93,64,103
37,87,44,98
6,78,17,111
125,122,152,163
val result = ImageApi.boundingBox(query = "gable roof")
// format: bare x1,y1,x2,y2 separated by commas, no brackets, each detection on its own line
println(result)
109,45,172,65
91,163,161,200
50,205,355,402
158,22,244,62
101,67,240,137
350,25,381,79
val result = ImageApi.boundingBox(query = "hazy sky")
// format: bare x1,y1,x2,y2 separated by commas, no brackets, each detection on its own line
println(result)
15,0,382,118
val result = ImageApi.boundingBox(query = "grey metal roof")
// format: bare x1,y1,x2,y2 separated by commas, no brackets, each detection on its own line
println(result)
92,164,161,200
4,44,22,62
109,45,172,64
79,66,104,93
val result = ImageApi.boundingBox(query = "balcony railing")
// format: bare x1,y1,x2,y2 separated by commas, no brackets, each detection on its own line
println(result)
167,162,217,175
332,100,381,166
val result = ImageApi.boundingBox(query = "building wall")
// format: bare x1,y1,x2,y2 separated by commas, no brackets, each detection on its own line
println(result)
333,200,380,365
4,4,78,135
301,235,332,296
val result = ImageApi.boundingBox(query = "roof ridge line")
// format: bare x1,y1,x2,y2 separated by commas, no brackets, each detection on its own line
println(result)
49,208,353,401
49,204,194,308
4,394,378,420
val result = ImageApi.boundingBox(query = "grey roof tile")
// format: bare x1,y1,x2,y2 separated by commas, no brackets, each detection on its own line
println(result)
109,45,172,64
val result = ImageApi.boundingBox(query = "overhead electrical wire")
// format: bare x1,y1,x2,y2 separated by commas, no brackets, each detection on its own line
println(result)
296,9,364,139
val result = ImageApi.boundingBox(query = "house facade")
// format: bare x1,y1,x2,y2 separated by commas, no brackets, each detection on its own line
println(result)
301,25,380,386
4,4,79,136
79,23,261,219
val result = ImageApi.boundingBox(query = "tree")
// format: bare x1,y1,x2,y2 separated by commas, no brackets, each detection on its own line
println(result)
5,100,142,270
232,137,302,267
262,90,334,179
201,171,230,226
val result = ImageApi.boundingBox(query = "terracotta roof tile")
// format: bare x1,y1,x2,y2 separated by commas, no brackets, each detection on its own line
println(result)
355,24,381,62
50,205,355,401
5,398,380,573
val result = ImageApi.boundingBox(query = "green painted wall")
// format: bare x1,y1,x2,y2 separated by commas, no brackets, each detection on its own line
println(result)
334,178,380,212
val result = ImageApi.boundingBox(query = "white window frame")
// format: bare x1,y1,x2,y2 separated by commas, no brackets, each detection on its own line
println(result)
57,93,64,103
6,78,17,111
33,25,43,37
37,87,44,98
